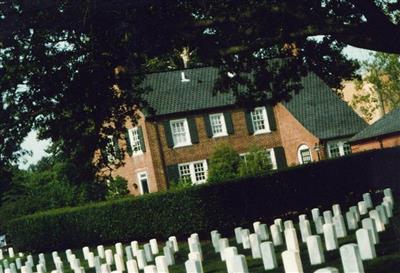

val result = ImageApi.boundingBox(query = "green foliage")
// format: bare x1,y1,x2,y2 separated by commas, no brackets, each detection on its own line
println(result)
106,176,129,199
238,146,272,178
7,147,400,252
169,179,193,191
207,144,241,183
353,52,400,121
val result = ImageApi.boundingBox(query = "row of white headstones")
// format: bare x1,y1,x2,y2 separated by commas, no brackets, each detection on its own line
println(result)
0,188,394,273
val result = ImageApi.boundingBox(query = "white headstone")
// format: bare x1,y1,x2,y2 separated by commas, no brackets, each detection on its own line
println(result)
94,257,101,273
260,241,277,270
149,239,159,255
115,243,124,258
333,214,347,238
257,224,269,241
188,252,201,262
234,227,243,244
369,210,385,232
155,256,168,273
88,252,95,268
168,236,179,253
270,224,283,246
8,249,14,258
36,264,44,273
210,231,221,253
125,246,133,261
346,211,358,230
361,218,379,245
284,228,300,252
274,218,283,232
101,264,111,273
249,233,262,259
323,223,338,251
163,246,175,266
105,250,114,265
15,259,21,270
362,193,373,209
376,205,388,225
189,239,203,261
114,254,125,272
350,206,361,222
340,244,365,273
219,238,229,261
143,265,157,273
382,199,393,218
332,204,342,217
306,235,325,265
284,220,294,230
253,221,261,233
281,250,303,273
299,219,312,243
135,250,147,270
97,246,105,259
323,211,333,224
315,216,324,235
241,229,251,249
356,228,376,260
130,241,139,257
225,255,248,273
298,214,307,222
314,267,339,273
143,243,153,262
126,260,139,273
358,201,368,215
383,188,393,203
184,260,203,273
82,247,90,260
223,247,238,262
311,208,320,223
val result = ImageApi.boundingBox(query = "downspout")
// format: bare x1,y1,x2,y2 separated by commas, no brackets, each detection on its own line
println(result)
153,120,168,190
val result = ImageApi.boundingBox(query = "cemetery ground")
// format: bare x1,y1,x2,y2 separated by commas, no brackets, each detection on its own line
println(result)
3,192,399,273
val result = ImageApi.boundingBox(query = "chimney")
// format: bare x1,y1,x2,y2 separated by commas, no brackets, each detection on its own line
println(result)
181,71,190,82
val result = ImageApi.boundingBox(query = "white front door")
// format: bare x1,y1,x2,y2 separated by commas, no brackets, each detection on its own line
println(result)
137,171,150,194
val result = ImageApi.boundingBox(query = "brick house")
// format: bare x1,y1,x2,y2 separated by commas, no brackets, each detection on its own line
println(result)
350,107,400,153
103,67,366,195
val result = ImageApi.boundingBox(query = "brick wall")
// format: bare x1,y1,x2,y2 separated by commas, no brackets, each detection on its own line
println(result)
153,107,283,189
274,103,322,166
351,133,400,153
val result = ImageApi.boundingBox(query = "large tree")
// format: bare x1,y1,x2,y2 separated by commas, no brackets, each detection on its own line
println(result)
1,0,398,181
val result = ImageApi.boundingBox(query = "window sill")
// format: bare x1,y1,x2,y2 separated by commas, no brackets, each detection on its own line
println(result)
173,143,193,149
132,151,144,157
212,133,228,138
253,129,272,135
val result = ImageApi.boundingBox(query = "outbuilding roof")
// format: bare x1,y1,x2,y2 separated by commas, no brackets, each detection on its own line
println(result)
349,107,400,143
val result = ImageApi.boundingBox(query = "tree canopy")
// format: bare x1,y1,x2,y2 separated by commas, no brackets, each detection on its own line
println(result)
1,0,399,180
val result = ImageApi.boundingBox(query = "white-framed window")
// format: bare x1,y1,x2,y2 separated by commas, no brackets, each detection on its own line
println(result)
178,160,208,184
137,171,150,194
170,118,191,147
298,144,312,164
106,135,117,162
128,128,143,155
209,113,227,137
240,148,277,170
251,107,271,134
328,143,340,158
328,141,352,158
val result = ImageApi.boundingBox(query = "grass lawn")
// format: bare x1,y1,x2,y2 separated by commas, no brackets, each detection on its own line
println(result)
4,206,400,273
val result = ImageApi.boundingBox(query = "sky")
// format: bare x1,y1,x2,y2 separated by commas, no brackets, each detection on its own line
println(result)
17,45,375,169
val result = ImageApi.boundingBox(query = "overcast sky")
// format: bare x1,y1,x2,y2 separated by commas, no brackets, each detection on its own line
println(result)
17,45,375,169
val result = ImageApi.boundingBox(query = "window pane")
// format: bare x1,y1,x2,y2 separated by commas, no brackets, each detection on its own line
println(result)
343,143,352,155
251,108,266,132
179,164,191,182
329,143,340,158
210,114,224,135
171,120,188,146
130,128,142,154
193,162,206,183
300,149,311,163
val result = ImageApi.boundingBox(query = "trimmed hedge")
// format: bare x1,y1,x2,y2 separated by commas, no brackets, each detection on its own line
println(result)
7,147,400,252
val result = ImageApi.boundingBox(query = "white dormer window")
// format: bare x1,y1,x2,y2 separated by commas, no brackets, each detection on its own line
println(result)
251,107,271,134
170,118,191,147
128,128,142,155
209,113,227,137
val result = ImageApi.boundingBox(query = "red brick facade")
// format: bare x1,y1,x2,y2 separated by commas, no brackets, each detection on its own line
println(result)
351,134,400,153
105,103,334,195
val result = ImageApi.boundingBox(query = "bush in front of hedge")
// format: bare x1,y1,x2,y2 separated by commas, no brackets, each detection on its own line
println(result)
7,147,400,252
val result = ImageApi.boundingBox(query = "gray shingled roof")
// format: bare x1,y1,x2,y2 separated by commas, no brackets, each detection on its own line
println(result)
142,67,367,140
349,107,400,143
